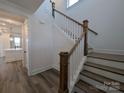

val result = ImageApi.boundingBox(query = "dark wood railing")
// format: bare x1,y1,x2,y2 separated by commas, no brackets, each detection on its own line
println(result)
50,1,98,36
53,7,98,36
50,1,97,93
59,20,88,93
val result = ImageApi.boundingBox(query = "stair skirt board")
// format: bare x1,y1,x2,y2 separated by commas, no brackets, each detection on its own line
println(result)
80,75,123,93
87,57,124,70
84,66,124,83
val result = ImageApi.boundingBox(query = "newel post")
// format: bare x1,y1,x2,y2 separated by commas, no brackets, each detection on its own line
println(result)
58,52,69,93
52,2,55,18
83,20,89,56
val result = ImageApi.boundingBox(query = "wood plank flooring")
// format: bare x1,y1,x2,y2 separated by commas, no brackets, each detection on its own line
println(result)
0,61,59,93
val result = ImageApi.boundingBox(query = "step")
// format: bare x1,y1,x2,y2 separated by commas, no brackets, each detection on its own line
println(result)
75,80,105,93
85,62,124,75
87,57,124,70
79,74,123,93
88,48,93,53
84,65,124,83
72,86,86,93
81,70,124,92
88,52,124,63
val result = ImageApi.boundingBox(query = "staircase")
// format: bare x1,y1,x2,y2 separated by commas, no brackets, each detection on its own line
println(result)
73,52,124,93
50,1,124,93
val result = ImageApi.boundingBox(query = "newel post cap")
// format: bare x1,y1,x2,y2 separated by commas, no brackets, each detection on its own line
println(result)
83,20,89,23
59,52,69,56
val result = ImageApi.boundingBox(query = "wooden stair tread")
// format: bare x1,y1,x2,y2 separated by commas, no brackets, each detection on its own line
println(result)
81,70,124,92
88,52,124,62
85,62,124,75
88,48,93,50
76,80,105,93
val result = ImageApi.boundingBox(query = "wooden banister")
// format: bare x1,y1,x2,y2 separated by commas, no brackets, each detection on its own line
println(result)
51,2,95,93
50,1,98,35
54,9,82,26
69,32,84,56
54,9,97,35
88,28,98,35
69,20,89,56
59,52,69,93
83,20,89,56
58,20,89,93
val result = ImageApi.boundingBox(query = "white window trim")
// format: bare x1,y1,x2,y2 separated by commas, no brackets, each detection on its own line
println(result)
67,0,79,8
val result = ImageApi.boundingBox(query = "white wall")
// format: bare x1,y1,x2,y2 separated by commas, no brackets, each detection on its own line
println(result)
27,0,54,75
0,33,10,57
54,0,124,54
0,0,74,74
28,0,74,74
28,17,54,75
52,24,74,70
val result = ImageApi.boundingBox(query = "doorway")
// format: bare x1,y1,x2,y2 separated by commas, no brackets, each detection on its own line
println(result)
0,10,29,74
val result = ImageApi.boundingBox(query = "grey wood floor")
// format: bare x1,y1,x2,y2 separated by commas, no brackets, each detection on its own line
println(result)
0,61,59,93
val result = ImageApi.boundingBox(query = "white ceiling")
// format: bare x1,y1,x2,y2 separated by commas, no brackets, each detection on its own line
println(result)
0,18,22,34
0,10,25,23
7,0,44,13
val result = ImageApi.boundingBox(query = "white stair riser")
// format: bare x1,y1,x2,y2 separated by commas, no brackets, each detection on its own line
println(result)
87,57,124,70
84,66,124,83
80,75,123,93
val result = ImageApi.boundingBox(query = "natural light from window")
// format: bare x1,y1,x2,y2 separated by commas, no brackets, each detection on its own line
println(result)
67,0,79,8
14,37,21,48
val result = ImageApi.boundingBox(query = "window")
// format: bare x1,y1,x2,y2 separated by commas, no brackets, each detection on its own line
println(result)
67,0,79,8
14,37,21,48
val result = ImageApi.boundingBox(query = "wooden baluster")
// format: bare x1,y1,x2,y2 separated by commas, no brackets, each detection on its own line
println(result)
59,52,69,93
83,20,89,56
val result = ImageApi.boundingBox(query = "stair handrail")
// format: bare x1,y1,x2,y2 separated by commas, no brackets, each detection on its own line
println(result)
50,1,95,93
59,20,88,93
69,31,85,56
50,1,98,35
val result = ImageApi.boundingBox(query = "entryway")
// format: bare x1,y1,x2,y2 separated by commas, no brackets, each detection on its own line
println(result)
0,9,29,75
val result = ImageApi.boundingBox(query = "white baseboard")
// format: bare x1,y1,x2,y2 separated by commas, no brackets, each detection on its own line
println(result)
30,65,52,76
93,49,124,55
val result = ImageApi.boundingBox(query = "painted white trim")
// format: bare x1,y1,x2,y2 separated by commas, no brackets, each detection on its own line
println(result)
93,49,124,55
52,56,87,93
53,23,75,43
69,56,87,93
30,65,52,76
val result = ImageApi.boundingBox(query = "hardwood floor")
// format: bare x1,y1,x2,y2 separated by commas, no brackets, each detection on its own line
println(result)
0,61,59,93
